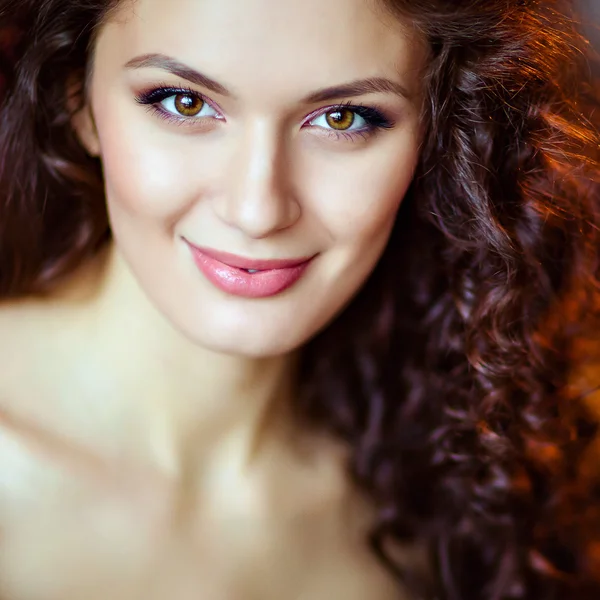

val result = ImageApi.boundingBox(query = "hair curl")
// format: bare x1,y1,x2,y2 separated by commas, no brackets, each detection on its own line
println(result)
1,0,599,598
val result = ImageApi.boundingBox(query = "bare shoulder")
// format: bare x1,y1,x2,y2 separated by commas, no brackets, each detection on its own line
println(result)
273,437,421,600
0,295,81,415
0,292,88,461
0,252,105,388
315,522,425,600
0,292,104,482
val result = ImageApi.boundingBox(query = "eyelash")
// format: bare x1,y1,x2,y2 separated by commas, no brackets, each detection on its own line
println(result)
134,85,395,142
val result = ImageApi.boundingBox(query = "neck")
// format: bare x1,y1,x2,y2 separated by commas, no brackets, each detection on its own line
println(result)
63,242,299,474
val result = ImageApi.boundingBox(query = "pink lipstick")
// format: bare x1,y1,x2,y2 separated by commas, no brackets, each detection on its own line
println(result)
184,241,314,298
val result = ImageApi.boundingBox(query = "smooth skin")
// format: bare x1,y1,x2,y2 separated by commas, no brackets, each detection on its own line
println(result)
0,0,427,598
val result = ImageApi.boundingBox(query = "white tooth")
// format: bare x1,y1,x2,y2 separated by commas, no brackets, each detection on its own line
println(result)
247,269,259,274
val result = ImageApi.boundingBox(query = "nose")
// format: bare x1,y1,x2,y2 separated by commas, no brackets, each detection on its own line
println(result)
212,121,301,239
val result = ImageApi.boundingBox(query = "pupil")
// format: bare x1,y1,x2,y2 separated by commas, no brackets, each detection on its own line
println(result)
180,95,195,109
174,94,203,116
326,109,354,130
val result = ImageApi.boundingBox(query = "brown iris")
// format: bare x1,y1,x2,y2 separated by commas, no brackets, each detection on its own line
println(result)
174,94,204,117
325,108,355,131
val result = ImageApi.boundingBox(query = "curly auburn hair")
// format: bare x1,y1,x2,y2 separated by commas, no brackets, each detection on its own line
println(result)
1,0,599,598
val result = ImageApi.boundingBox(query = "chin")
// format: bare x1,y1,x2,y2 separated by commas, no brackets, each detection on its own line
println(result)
193,324,310,358
208,337,299,359
166,305,317,358
169,278,365,358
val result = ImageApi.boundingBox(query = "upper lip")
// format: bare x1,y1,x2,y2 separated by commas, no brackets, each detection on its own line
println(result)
184,240,315,271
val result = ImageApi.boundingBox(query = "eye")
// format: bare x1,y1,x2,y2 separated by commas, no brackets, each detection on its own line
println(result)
305,104,394,140
310,108,364,132
135,86,222,122
160,92,219,119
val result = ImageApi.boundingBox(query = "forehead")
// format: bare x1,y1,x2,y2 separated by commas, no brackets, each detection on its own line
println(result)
97,0,426,103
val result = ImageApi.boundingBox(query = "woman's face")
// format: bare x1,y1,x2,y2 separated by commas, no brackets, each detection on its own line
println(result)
82,0,427,357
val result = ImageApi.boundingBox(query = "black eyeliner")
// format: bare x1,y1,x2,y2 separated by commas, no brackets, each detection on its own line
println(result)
135,85,204,105
135,85,395,138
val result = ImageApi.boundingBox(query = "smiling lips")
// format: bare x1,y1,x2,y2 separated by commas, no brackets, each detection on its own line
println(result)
185,242,315,298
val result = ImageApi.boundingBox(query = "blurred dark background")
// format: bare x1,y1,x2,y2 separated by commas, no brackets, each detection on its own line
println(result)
580,0,600,71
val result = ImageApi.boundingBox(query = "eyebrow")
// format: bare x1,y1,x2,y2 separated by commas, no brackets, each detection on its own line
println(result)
124,53,413,103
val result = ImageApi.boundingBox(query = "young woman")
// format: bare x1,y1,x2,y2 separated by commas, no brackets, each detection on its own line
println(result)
0,0,598,598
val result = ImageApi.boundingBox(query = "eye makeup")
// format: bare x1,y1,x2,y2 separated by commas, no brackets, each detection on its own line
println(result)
134,84,396,142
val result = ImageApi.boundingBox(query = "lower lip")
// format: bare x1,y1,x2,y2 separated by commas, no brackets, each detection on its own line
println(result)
187,246,312,299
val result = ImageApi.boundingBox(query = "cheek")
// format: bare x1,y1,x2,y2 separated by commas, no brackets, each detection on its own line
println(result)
306,135,420,246
92,97,215,223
